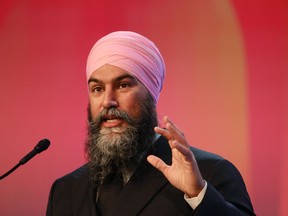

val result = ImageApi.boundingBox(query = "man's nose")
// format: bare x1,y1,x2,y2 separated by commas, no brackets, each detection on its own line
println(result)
103,89,118,109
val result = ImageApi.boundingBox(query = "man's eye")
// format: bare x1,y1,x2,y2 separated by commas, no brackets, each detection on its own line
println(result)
92,86,103,92
119,83,129,89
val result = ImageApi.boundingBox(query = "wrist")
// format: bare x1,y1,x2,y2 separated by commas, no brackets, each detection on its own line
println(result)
186,180,206,198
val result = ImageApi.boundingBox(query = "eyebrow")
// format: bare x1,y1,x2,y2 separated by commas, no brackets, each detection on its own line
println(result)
88,74,137,85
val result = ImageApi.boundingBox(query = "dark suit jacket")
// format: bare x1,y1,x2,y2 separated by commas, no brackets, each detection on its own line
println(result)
46,136,255,216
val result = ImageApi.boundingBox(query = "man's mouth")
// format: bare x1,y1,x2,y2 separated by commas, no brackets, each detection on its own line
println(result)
101,115,124,127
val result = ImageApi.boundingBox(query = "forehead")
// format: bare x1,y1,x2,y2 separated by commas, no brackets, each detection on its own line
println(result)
89,64,136,82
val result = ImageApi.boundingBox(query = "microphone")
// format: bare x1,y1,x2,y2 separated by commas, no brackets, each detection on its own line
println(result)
0,139,50,180
20,139,50,165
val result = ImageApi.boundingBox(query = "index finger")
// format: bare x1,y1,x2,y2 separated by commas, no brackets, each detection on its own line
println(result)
164,116,187,145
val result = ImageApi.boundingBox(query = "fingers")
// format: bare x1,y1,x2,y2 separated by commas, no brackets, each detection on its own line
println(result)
147,155,168,175
155,116,189,147
164,116,184,136
171,140,193,161
154,127,170,139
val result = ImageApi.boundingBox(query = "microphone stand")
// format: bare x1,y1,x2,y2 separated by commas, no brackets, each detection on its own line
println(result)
0,163,21,180
0,138,50,180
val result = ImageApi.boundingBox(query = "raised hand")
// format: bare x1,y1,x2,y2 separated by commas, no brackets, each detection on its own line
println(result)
147,116,205,197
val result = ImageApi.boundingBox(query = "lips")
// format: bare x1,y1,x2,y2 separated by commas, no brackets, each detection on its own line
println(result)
102,114,120,121
101,115,124,128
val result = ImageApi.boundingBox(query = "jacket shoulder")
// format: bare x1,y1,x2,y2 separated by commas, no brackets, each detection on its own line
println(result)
57,164,89,183
191,147,224,162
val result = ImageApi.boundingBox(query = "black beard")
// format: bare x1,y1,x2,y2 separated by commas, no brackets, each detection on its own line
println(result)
85,93,157,186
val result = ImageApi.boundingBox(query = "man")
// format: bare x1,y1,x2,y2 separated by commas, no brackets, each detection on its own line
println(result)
47,31,255,215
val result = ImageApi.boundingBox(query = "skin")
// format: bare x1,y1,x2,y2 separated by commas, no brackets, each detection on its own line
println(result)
147,117,205,198
88,63,205,198
88,64,148,128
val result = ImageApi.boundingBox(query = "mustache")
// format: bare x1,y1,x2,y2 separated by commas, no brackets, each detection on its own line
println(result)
92,108,134,126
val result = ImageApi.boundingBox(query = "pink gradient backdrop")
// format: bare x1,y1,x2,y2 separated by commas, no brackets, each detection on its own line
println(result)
0,1,287,215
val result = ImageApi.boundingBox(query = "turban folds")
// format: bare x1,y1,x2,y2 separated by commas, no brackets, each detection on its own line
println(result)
86,31,165,102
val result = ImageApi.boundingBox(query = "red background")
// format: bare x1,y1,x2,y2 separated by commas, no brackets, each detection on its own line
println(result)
0,1,287,215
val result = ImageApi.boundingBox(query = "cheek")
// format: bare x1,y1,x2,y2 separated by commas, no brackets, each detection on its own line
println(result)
89,98,101,119
120,94,144,118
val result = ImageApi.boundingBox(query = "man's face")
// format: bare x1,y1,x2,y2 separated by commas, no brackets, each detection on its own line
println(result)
88,64,149,132
86,64,157,185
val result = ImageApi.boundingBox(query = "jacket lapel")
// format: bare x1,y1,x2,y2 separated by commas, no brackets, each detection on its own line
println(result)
108,136,171,216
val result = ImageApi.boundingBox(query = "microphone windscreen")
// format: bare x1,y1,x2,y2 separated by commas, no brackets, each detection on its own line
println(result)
34,139,50,153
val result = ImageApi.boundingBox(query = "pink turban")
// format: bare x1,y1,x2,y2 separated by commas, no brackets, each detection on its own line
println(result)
86,31,165,102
